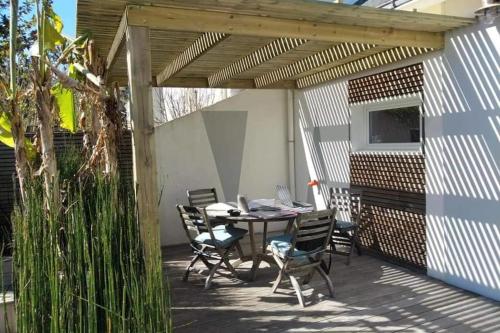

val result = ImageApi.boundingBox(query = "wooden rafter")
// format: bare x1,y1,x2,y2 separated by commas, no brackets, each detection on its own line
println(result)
208,38,307,87
106,76,297,89
255,43,381,88
156,32,229,86
162,77,296,89
106,9,128,74
127,5,445,49
297,47,433,88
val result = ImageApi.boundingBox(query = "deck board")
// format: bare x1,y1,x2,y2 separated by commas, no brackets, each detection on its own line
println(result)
162,245,500,333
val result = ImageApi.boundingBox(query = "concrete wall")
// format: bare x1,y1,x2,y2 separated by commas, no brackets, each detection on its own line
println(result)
293,19,500,301
156,89,290,246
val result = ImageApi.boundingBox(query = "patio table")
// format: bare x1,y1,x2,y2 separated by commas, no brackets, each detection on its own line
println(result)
206,201,312,280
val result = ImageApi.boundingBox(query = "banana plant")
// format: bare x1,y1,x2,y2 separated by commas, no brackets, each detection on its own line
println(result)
0,0,33,201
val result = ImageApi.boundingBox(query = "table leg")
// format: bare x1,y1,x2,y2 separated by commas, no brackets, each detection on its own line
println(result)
262,221,268,253
285,217,294,233
248,221,259,281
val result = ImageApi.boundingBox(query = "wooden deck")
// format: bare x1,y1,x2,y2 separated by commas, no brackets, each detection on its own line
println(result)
162,245,500,333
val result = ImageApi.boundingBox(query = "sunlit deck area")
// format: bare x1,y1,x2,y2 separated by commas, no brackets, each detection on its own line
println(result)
163,245,500,333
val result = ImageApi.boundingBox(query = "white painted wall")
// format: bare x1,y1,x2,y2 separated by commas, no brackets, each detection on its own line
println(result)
293,19,500,301
424,18,500,301
398,0,482,17
294,79,351,210
156,90,290,246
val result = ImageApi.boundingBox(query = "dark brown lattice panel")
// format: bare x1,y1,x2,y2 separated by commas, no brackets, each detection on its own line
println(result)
350,152,426,271
350,153,425,194
348,63,423,104
356,195,426,269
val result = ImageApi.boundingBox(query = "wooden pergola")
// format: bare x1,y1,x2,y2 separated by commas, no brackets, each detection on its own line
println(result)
76,0,473,251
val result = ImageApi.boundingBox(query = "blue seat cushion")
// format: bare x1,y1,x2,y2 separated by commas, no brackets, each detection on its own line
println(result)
267,234,308,258
193,218,227,231
335,220,357,230
195,227,247,248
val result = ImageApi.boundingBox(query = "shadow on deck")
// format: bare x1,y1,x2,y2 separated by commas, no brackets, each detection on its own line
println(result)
162,245,499,333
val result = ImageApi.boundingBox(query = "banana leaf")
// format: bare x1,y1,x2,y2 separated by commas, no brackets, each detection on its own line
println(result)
43,8,65,50
0,113,36,159
51,64,77,133
0,113,15,147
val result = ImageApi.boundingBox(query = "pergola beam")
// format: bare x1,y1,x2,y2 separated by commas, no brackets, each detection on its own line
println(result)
127,5,445,49
255,43,383,88
107,76,297,89
208,38,308,87
161,77,296,89
156,32,229,86
106,9,127,74
297,46,433,88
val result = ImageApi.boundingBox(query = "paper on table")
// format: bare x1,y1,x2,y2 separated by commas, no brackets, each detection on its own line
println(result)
205,202,237,216
248,210,296,219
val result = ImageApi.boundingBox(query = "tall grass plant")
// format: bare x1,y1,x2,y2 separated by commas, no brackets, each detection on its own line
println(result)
12,163,170,332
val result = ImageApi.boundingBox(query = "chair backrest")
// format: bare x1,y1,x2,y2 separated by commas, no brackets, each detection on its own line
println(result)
329,187,361,222
276,184,294,207
187,188,218,208
176,205,213,243
288,209,336,259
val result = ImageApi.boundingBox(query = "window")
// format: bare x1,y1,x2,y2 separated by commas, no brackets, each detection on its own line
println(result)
351,96,423,152
368,106,421,144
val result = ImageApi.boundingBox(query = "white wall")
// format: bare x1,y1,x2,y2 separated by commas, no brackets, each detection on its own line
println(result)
399,0,482,17
293,19,500,301
294,79,351,210
156,90,290,246
425,18,500,301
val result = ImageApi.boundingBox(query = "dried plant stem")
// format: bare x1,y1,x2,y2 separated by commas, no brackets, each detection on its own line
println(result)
10,104,30,202
33,59,60,206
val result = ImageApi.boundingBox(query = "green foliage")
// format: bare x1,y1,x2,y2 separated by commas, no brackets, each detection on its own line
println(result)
0,0,38,72
13,176,171,332
0,111,36,158
51,64,77,133
57,144,84,183
42,7,64,50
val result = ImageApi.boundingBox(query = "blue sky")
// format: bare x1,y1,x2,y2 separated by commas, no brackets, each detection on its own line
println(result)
53,0,76,38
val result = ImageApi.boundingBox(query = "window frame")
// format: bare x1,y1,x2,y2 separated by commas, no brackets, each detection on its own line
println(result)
351,95,423,152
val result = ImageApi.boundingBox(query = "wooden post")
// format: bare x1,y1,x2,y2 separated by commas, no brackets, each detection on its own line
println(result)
125,25,160,259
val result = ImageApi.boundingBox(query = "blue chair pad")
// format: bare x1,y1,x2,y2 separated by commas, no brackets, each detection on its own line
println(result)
335,220,357,230
195,227,247,248
267,234,308,258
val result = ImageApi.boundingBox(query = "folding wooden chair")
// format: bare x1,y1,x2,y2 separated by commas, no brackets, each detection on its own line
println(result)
276,184,313,209
267,209,336,307
187,188,218,208
177,205,247,289
329,187,362,265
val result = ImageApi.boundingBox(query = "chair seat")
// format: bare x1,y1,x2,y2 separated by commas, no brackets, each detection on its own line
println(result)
267,234,308,258
195,227,247,248
335,220,357,230
193,218,227,232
